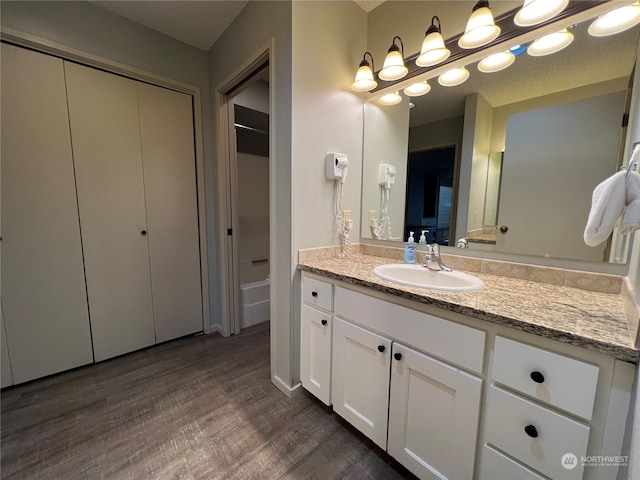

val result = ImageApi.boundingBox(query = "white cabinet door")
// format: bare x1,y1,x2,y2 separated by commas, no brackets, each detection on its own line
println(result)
65,62,155,362
137,83,202,342
388,343,483,480
1,44,93,382
332,317,391,449
300,305,332,405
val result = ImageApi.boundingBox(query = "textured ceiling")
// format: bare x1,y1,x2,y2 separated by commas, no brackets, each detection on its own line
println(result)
409,20,640,128
89,1,249,50
353,0,385,13
90,0,381,50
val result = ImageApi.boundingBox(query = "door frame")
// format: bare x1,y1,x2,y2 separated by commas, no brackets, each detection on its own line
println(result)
407,142,461,246
1,28,211,334
215,40,272,337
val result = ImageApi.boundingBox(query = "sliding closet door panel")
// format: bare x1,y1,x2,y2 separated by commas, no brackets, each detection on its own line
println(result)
65,62,155,362
1,44,93,383
137,83,203,342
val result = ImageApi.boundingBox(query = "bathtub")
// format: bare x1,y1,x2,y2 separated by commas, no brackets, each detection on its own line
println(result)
240,278,270,329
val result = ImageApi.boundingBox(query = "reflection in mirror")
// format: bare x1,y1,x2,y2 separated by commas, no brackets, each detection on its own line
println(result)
483,152,502,227
361,10,640,264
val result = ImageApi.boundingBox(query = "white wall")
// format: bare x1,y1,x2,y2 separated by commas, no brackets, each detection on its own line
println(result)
361,98,410,241
0,1,218,325
237,152,270,284
626,36,640,301
455,93,493,241
207,1,293,390
292,0,366,383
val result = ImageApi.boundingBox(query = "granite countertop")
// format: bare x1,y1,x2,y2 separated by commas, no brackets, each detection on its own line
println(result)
298,253,639,363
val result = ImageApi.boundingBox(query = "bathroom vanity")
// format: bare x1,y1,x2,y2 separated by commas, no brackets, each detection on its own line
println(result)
298,252,638,480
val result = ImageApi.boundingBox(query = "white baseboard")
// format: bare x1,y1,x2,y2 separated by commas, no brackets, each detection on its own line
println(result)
271,375,303,398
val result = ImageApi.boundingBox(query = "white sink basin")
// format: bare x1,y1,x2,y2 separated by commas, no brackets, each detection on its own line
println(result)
372,264,484,292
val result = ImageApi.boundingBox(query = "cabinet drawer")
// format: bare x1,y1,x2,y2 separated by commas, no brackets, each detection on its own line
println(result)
479,444,547,480
492,336,599,420
302,276,333,312
485,385,590,480
335,287,485,374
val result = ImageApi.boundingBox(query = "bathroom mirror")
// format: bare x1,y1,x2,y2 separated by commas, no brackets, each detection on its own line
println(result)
361,10,640,264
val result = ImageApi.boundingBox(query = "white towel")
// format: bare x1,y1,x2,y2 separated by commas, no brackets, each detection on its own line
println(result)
621,171,640,235
584,170,626,246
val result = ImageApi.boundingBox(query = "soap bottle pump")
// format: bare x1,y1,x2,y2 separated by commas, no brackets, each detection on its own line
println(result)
419,230,428,244
404,231,416,264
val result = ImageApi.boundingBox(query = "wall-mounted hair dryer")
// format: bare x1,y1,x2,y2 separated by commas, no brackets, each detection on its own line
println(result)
326,153,348,183
378,163,396,188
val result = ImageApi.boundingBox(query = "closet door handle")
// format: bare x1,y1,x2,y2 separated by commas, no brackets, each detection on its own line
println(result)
377,345,385,353
311,291,318,298
394,352,402,361
141,230,147,236
321,319,328,326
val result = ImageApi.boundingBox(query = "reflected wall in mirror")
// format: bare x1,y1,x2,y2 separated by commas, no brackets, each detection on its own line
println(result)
361,6,640,264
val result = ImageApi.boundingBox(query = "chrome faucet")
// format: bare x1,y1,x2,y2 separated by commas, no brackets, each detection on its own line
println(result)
423,243,452,272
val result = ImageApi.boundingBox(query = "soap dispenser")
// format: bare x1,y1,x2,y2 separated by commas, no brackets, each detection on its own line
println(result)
404,231,416,264
419,230,428,244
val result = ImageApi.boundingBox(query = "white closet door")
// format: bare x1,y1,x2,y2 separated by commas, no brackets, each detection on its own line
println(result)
1,306,13,387
137,83,203,342
1,44,93,382
65,62,155,362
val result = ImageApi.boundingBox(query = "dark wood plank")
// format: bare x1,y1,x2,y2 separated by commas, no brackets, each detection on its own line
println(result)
1,322,416,479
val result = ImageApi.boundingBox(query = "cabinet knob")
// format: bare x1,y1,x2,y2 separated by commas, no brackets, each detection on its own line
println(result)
311,291,318,298
530,371,545,383
524,425,539,438
394,352,402,361
141,230,147,236
377,345,385,353
321,319,328,326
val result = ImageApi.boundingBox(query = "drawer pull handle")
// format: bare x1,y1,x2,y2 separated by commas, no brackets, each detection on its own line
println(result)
321,319,328,326
377,345,386,353
311,291,318,298
394,353,402,361
524,425,539,438
530,371,545,383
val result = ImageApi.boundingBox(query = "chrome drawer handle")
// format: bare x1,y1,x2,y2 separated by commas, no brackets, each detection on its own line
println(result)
524,425,539,438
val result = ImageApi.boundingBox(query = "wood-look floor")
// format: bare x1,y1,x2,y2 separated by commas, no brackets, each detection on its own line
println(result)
1,322,416,479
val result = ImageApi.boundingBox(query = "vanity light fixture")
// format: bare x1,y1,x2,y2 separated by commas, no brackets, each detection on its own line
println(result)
459,1,501,49
527,28,574,56
477,50,516,73
377,91,403,106
438,67,470,87
588,2,640,37
403,81,431,97
351,52,377,92
416,16,451,67
514,0,568,27
379,36,408,81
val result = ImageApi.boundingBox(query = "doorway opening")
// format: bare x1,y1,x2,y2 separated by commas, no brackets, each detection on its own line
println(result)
218,56,270,337
404,145,456,245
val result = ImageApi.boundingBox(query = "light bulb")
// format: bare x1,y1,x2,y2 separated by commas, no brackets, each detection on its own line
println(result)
588,2,640,37
514,0,568,27
438,67,470,87
403,81,431,97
